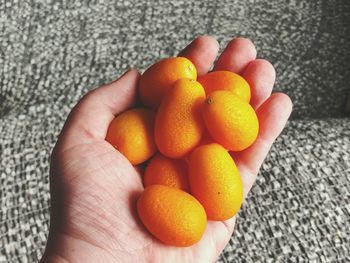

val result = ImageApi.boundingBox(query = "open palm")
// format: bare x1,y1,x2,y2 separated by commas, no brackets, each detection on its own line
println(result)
41,36,292,263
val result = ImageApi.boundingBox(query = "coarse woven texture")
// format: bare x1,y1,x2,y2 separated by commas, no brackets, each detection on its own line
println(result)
1,0,350,119
1,0,350,262
1,117,350,262
218,119,350,263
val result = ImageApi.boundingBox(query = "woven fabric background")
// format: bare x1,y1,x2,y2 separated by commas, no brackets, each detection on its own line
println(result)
2,116,350,262
1,0,350,262
1,0,350,119
218,119,350,263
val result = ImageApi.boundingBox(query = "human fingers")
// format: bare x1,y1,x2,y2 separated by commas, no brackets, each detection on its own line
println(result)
56,70,140,153
232,93,293,197
243,59,276,109
214,37,257,74
178,35,219,76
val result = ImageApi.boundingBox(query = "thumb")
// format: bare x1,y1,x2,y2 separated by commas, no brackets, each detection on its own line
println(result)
56,69,140,153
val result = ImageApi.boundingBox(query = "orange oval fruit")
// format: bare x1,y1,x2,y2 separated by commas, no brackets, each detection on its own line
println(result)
189,143,243,221
143,153,189,192
139,57,197,109
137,185,207,247
105,108,156,165
198,71,250,102
155,78,205,158
202,90,259,151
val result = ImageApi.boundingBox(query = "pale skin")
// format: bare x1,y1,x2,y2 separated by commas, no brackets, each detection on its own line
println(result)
41,36,293,263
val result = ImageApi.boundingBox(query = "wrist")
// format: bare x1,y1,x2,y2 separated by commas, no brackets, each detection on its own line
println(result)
40,232,70,263
40,252,69,263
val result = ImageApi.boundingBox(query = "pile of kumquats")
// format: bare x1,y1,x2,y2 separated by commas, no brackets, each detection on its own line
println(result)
106,57,258,247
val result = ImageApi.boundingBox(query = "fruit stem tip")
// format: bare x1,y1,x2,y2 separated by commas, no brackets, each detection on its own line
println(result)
206,97,214,104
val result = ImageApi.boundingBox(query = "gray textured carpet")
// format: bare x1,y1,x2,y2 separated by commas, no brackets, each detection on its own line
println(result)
1,0,350,119
1,117,350,262
1,0,350,262
218,119,350,263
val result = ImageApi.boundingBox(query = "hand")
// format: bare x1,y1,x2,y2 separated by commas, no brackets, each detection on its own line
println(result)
41,36,292,263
